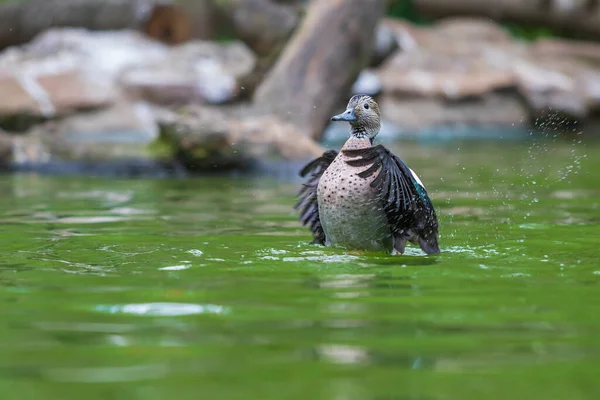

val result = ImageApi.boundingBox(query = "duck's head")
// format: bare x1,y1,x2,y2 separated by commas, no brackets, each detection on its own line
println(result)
331,94,381,141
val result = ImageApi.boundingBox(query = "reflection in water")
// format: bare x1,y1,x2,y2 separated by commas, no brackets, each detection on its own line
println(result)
159,264,191,271
44,364,169,383
96,303,229,316
317,344,369,365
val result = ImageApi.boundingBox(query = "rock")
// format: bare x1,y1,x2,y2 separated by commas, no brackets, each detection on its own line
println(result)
12,101,165,167
377,49,517,99
370,23,399,67
13,28,169,82
378,91,529,129
0,28,167,128
158,105,323,170
372,17,600,130
377,18,525,102
11,133,51,166
517,42,600,117
532,38,600,63
380,18,427,52
0,27,256,130
513,56,600,120
120,40,256,105
432,17,512,43
0,69,116,130
0,130,12,168
352,69,383,97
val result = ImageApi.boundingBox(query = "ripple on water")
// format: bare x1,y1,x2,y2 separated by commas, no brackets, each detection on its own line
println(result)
44,364,168,383
282,255,361,263
158,264,190,271
443,245,501,259
95,303,229,316
57,190,133,206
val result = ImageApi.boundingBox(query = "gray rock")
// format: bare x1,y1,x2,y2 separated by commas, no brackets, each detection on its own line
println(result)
378,92,529,129
0,28,256,130
514,56,600,120
0,28,164,128
351,69,382,97
380,18,425,53
433,17,512,43
120,40,256,105
377,46,518,100
370,23,399,67
13,101,165,167
157,104,323,170
0,70,115,122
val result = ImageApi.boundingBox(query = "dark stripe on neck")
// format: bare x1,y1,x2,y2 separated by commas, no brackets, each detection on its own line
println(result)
351,126,370,141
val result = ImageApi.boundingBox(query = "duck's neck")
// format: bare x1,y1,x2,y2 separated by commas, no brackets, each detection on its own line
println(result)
349,125,372,142
342,136,373,150
342,126,376,150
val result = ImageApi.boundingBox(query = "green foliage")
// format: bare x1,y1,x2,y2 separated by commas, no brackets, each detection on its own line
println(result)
386,0,433,25
504,24,559,41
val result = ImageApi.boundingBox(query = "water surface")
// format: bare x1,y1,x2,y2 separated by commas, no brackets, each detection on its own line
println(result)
0,138,599,400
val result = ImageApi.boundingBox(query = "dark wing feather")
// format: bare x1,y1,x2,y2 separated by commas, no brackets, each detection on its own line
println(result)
294,150,338,245
343,145,440,254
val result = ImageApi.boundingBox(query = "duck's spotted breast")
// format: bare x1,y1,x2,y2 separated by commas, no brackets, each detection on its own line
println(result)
316,138,392,251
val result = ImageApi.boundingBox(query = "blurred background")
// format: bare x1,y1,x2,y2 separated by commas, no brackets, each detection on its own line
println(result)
0,0,598,174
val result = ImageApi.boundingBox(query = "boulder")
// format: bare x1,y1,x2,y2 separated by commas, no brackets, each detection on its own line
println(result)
378,91,529,130
513,58,586,120
351,69,383,97
380,18,427,52
432,17,513,43
0,70,115,119
369,23,399,67
11,101,165,167
120,40,256,105
0,28,255,126
374,17,600,130
514,49,600,119
9,28,169,82
0,65,116,132
532,38,600,63
377,48,518,100
157,105,323,171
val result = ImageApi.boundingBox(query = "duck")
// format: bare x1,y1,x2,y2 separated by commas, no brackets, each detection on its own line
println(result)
295,94,440,255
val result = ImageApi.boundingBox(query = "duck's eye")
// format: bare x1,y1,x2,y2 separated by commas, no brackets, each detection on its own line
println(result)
364,103,369,110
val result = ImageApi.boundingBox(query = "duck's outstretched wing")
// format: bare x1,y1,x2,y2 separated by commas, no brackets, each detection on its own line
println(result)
295,150,338,245
342,145,440,255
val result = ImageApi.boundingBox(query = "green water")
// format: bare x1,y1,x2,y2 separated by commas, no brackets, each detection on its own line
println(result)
0,139,599,400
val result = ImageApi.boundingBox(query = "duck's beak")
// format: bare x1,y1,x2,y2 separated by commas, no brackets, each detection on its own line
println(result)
331,108,357,122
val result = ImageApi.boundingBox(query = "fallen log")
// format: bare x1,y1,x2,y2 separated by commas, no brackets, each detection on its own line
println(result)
253,0,386,140
210,0,302,100
0,0,192,50
414,0,600,39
